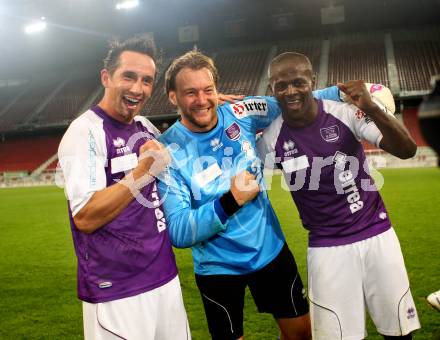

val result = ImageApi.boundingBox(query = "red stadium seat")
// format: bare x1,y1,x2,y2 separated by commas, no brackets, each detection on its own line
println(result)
0,136,61,173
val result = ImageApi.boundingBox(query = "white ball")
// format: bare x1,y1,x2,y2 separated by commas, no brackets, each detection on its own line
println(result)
365,83,396,115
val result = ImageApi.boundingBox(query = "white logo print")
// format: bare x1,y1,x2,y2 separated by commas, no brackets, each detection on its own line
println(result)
230,98,269,119
113,137,125,148
379,212,387,220
283,140,295,152
333,151,347,171
283,140,298,157
320,125,340,143
210,138,223,151
241,140,255,159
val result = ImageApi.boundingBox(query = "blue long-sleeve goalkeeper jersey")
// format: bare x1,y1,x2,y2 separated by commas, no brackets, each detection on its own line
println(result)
158,89,340,275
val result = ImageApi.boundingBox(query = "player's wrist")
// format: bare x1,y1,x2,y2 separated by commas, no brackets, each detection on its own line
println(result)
219,190,242,216
123,167,154,192
361,101,382,116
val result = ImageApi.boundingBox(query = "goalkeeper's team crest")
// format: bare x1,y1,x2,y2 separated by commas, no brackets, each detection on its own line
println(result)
225,122,241,141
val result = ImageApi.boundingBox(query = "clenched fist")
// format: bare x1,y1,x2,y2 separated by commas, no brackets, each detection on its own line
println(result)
337,80,378,113
230,170,260,206
138,139,171,177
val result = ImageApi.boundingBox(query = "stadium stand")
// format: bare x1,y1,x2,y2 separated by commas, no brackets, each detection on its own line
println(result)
0,79,59,132
214,46,270,95
393,26,440,92
0,135,61,173
277,38,322,78
141,57,177,117
402,107,428,146
45,158,59,171
0,85,26,114
1,28,439,185
33,75,101,126
361,140,379,151
327,32,389,87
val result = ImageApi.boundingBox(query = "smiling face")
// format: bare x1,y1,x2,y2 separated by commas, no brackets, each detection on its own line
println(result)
99,50,155,123
269,54,317,127
168,67,218,132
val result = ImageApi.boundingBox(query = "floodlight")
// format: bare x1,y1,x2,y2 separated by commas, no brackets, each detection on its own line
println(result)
116,0,139,10
24,20,47,34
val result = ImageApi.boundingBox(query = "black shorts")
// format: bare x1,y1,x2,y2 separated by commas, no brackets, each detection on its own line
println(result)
195,243,309,340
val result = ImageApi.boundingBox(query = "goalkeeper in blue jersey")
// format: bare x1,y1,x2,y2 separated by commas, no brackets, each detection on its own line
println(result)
157,50,340,340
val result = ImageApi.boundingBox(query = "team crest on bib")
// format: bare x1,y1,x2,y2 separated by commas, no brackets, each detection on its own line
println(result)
225,122,241,141
320,125,340,143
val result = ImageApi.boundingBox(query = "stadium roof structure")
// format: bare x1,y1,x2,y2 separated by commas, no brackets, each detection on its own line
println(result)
1,0,439,77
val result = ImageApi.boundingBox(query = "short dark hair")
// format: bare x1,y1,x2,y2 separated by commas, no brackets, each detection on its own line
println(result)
268,52,313,79
165,49,219,95
103,34,158,75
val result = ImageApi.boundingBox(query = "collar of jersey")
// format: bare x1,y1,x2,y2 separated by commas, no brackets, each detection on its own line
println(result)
175,115,222,140
91,105,136,130
282,99,324,131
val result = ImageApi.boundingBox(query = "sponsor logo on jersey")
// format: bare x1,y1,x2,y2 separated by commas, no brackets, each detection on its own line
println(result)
320,125,340,142
116,146,131,155
225,122,241,141
88,131,97,186
379,212,387,220
369,84,383,94
407,307,416,319
282,140,298,157
113,137,131,155
302,288,307,300
113,137,125,148
332,151,347,171
338,170,364,214
151,183,167,233
210,138,223,151
355,109,365,120
283,140,295,151
230,99,268,119
355,109,373,124
98,281,113,289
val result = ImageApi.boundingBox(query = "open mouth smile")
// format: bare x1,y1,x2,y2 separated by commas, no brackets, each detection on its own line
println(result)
123,95,142,110
286,98,303,110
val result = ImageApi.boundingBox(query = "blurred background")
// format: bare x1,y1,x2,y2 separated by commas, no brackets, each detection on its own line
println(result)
0,1,439,338
1,0,439,181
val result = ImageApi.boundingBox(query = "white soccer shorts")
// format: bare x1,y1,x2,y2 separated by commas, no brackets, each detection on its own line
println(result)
83,275,191,340
307,228,420,340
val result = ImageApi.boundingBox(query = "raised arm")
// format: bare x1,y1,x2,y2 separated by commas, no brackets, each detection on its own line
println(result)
338,80,416,159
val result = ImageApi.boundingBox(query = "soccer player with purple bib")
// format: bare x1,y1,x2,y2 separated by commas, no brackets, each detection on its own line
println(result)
58,36,190,339
257,52,421,339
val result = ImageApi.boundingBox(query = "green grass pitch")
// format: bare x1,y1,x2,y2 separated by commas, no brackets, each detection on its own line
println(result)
0,168,439,339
